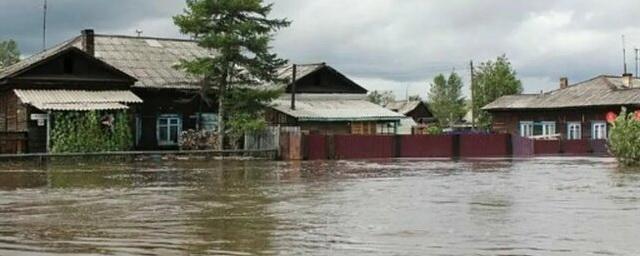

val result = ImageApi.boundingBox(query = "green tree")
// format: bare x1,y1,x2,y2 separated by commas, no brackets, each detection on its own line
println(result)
0,40,20,69
472,55,522,129
173,0,290,150
367,90,396,106
225,87,281,149
427,72,466,127
609,108,640,166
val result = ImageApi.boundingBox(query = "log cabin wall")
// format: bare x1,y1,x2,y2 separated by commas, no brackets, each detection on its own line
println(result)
133,89,216,150
490,106,631,139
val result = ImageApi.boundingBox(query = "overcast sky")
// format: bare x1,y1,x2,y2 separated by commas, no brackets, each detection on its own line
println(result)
1,0,639,99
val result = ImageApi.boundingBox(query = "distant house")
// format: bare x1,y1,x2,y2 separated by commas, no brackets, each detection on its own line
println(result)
385,100,436,124
265,63,405,135
483,74,640,140
0,29,216,153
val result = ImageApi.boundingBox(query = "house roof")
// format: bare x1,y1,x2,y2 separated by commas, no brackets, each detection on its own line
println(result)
385,100,422,115
270,63,368,93
74,35,211,89
0,33,210,89
483,75,640,111
271,94,405,122
0,45,137,82
14,89,142,111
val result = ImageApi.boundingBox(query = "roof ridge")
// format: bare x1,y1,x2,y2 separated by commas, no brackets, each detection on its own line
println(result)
94,34,195,42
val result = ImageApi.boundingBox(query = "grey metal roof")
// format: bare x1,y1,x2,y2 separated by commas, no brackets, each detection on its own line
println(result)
272,94,405,122
483,75,640,110
385,100,422,115
73,35,212,89
14,89,142,111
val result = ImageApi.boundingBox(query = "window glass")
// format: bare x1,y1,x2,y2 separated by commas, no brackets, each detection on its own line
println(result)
157,114,181,145
567,122,581,140
592,122,607,140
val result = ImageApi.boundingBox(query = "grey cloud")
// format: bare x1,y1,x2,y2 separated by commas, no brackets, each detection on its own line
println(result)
2,0,640,97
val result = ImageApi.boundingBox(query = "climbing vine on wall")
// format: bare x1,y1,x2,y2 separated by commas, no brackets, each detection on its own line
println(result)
50,110,132,153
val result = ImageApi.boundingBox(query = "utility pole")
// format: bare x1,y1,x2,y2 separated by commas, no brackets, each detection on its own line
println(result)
470,60,475,130
42,0,47,51
291,64,297,110
635,48,639,78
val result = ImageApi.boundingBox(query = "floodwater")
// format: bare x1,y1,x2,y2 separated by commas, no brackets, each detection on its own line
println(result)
0,157,639,255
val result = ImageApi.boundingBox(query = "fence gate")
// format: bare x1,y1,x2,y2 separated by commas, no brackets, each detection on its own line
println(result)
244,126,279,151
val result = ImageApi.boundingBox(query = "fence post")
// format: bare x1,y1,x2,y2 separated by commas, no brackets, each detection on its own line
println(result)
452,134,460,158
394,135,402,158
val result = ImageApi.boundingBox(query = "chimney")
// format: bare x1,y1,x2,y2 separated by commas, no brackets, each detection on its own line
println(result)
559,77,569,89
81,29,95,56
623,73,633,87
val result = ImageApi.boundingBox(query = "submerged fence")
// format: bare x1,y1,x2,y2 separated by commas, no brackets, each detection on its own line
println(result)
303,133,609,160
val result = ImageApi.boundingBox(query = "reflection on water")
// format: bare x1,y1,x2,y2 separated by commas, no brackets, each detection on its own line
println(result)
1,157,639,255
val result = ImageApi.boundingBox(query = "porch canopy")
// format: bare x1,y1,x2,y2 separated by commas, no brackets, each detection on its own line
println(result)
13,89,143,111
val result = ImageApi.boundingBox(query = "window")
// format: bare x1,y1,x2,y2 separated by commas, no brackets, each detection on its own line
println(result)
592,121,607,140
567,122,581,140
376,122,396,134
519,121,533,137
541,121,556,137
157,114,182,146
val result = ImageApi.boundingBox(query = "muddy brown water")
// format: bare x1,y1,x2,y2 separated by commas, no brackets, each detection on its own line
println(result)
0,157,639,255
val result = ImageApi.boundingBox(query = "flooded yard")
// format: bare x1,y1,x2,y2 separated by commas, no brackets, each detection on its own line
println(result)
0,157,639,255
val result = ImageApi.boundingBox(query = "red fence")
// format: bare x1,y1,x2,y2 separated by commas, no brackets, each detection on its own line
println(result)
460,134,511,157
334,135,395,159
302,134,609,160
399,135,454,157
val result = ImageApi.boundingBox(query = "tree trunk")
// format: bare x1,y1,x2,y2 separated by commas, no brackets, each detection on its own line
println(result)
218,81,226,151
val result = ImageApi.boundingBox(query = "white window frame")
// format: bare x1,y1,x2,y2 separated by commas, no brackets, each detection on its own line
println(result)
157,114,182,146
519,121,533,137
541,121,556,136
567,122,581,140
592,121,607,140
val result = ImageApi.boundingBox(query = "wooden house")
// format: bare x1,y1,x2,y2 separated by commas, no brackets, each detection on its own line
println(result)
385,100,436,124
483,74,640,140
0,29,217,153
0,42,140,153
265,63,405,135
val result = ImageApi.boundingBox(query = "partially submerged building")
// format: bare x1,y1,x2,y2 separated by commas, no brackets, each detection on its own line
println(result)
483,74,640,140
0,29,216,153
266,63,405,134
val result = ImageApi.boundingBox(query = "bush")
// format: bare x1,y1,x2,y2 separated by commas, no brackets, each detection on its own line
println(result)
51,110,132,153
609,108,640,166
426,124,443,135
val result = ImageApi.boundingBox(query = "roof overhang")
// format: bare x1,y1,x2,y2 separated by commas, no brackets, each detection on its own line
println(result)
14,89,142,111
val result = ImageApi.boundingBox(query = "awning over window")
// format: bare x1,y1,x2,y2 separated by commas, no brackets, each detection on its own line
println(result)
14,89,143,111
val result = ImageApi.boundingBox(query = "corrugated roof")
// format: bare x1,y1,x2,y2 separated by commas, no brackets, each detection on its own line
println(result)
385,100,422,115
272,94,405,122
483,75,640,110
74,35,212,89
14,89,142,111
32,102,130,111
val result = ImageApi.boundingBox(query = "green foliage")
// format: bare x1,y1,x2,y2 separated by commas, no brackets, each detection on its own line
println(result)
472,55,522,129
367,90,396,106
427,72,466,127
51,111,132,153
224,87,280,149
426,124,443,135
173,0,290,150
609,108,640,166
0,40,20,69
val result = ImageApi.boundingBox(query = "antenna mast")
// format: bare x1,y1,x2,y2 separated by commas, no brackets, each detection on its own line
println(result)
42,0,47,51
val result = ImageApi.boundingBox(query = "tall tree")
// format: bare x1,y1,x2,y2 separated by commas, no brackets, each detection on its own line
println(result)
427,72,466,127
174,0,290,150
0,40,20,69
472,55,522,129
367,90,396,106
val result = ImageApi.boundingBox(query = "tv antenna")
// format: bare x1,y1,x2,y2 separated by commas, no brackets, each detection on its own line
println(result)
42,0,47,51
623,35,628,74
